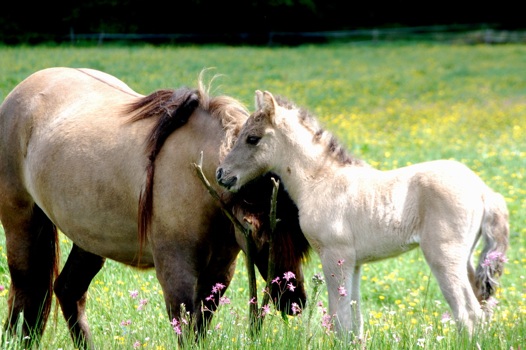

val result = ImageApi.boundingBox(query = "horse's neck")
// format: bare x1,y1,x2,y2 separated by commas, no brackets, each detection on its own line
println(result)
274,129,340,204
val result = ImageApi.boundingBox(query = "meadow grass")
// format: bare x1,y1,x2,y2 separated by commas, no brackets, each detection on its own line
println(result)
0,42,525,349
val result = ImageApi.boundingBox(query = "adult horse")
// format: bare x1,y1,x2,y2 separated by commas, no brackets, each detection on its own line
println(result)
0,69,310,349
216,90,509,339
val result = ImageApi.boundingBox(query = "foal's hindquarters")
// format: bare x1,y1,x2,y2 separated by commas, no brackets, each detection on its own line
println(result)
324,161,510,340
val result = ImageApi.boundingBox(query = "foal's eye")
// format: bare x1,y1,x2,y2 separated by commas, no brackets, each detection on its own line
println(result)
246,135,261,145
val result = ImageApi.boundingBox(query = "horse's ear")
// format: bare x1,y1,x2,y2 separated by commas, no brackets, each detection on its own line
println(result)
255,90,264,110
261,91,277,123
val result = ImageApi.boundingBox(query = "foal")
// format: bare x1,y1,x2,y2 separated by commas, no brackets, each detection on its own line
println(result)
216,90,509,339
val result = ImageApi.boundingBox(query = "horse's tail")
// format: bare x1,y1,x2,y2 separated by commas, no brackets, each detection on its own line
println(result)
475,190,510,301
31,204,61,333
50,223,61,331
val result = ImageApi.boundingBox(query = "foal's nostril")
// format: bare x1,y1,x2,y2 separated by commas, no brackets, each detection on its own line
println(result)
216,168,223,180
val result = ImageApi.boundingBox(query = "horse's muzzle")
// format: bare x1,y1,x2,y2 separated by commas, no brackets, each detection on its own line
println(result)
216,168,237,190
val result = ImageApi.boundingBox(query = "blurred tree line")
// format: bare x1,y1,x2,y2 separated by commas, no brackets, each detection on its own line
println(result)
1,0,522,44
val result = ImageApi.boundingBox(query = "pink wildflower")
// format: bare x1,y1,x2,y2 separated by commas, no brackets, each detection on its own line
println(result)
291,302,301,315
485,297,499,309
482,251,508,267
212,282,226,294
337,259,345,266
171,318,182,335
287,283,296,292
271,276,280,284
133,340,141,348
338,286,347,297
441,311,451,323
137,298,148,310
0,285,5,292
488,251,508,262
261,304,271,317
120,319,132,326
249,297,257,305
129,290,139,298
321,314,332,331
219,296,231,305
283,271,296,281
317,301,332,332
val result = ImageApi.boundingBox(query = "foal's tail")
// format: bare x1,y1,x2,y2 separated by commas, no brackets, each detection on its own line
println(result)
475,191,510,301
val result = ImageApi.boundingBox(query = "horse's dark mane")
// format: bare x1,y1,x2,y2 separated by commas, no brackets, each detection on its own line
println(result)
125,84,249,257
125,87,200,256
273,95,365,167
127,88,199,159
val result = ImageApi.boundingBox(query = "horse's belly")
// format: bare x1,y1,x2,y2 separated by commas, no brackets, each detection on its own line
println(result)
352,215,421,263
355,235,419,264
59,221,155,267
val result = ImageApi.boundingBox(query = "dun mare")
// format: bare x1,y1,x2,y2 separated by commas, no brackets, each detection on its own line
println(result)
216,90,509,339
0,69,310,348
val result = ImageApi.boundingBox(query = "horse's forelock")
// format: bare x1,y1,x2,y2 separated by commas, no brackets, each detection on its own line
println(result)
208,96,249,160
196,73,249,159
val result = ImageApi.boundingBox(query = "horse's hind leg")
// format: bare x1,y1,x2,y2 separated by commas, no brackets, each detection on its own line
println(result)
420,238,483,336
53,244,106,350
2,203,58,346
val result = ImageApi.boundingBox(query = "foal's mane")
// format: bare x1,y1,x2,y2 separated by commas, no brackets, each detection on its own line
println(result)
273,95,365,167
126,75,249,258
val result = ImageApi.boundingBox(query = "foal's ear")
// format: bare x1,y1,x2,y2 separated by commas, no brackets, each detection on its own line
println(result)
255,90,264,110
261,91,277,122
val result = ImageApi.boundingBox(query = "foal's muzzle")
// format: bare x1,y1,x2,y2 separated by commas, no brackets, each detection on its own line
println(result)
216,168,237,190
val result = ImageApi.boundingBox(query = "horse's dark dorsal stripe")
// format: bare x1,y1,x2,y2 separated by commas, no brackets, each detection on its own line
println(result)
127,88,200,257
274,95,364,167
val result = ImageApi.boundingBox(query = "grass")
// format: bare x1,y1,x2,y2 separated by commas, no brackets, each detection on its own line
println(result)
0,42,525,349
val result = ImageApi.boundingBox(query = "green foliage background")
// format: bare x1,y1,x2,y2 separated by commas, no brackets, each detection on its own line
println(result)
0,42,525,349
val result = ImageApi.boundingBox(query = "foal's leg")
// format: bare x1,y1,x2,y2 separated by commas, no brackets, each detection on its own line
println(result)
320,250,362,339
53,244,106,350
349,265,363,338
420,237,482,335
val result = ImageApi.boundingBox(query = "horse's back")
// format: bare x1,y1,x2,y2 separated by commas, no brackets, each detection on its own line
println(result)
0,67,141,147
393,159,500,239
0,67,151,262
0,66,144,197
394,159,487,193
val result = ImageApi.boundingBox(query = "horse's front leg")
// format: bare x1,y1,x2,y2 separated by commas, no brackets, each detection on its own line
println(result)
349,264,363,339
152,241,204,339
195,243,239,329
53,244,106,350
320,250,362,340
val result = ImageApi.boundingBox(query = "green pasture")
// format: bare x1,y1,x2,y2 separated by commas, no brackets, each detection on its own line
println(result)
0,43,525,349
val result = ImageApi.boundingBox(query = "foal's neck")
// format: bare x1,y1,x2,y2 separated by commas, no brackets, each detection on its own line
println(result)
273,121,344,202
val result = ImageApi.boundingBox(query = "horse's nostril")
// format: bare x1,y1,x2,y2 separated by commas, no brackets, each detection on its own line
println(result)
216,168,223,180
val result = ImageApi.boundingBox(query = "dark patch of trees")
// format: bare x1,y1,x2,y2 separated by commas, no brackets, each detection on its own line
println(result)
1,1,522,44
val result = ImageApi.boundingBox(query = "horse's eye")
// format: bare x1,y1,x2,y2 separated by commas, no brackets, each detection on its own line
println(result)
246,135,261,145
